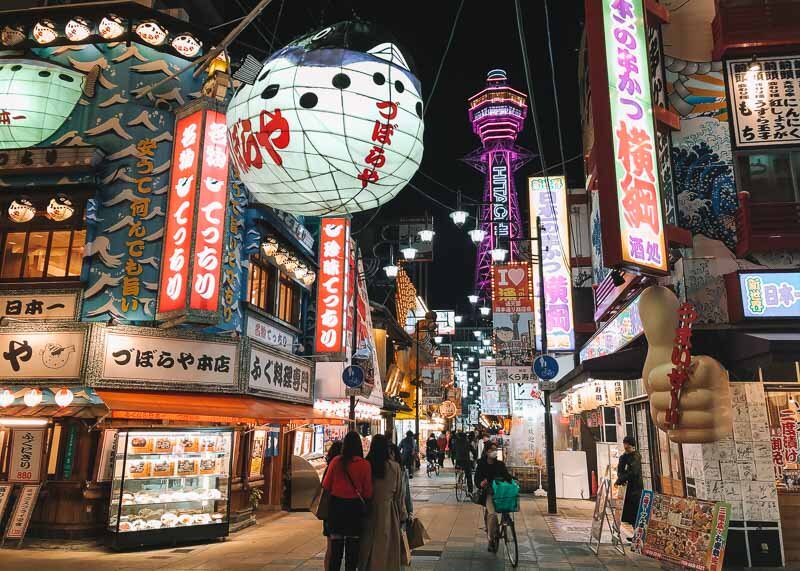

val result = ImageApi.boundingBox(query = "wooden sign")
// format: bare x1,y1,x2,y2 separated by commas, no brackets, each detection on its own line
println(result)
8,429,46,483
3,485,41,546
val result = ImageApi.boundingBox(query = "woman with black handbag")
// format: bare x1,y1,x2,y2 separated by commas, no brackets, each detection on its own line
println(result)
321,431,372,571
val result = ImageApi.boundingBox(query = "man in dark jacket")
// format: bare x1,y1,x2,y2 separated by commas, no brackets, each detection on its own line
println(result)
452,432,474,493
400,431,417,479
615,436,644,528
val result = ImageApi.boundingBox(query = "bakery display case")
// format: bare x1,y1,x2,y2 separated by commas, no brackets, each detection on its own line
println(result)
108,428,233,549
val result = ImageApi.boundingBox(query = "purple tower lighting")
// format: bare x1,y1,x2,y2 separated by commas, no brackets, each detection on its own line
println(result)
465,69,533,299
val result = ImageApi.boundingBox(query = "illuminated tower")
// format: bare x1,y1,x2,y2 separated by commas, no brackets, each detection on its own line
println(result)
465,69,532,299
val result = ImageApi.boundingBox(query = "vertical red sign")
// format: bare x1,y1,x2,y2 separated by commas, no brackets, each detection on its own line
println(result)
159,111,202,315
315,218,349,354
190,110,229,311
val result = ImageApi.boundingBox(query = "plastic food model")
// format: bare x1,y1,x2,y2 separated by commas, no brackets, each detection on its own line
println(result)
639,286,733,443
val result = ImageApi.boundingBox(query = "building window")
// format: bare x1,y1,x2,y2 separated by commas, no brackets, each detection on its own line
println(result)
247,256,274,313
0,229,85,281
277,271,301,328
735,150,800,203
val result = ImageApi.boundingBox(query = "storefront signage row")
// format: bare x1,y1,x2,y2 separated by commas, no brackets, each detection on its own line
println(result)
587,0,668,274
579,294,643,362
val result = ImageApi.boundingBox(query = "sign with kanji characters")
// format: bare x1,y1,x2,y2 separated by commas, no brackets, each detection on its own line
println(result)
8,429,45,482
491,263,534,313
726,56,800,148
0,293,78,320
3,484,41,544
0,331,85,381
480,359,509,415
158,102,230,325
781,409,799,464
586,0,668,274
529,176,575,351
0,146,101,174
738,271,800,318
315,218,350,355
100,331,238,388
495,366,535,384
246,341,313,404
579,294,643,362
246,313,296,353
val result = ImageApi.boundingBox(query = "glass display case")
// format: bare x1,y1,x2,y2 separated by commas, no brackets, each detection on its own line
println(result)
108,428,233,549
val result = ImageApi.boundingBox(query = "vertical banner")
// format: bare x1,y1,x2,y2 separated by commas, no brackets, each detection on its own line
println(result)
479,358,509,415
491,263,534,378
586,0,668,274
158,101,230,324
8,428,45,482
315,218,350,355
529,176,575,351
490,152,511,244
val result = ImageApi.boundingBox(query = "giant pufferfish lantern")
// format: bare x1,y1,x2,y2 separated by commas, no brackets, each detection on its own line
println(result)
226,21,424,216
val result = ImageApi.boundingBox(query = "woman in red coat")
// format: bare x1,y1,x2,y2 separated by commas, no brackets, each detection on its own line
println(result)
322,431,373,571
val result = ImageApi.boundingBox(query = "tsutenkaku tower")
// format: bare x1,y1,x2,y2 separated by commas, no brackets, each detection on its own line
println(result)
465,69,533,300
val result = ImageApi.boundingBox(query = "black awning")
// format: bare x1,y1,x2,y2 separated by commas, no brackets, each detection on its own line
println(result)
552,342,646,398
731,332,800,363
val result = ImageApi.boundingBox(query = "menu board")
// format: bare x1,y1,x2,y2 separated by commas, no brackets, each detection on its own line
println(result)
633,492,731,571
250,429,267,478
4,485,41,543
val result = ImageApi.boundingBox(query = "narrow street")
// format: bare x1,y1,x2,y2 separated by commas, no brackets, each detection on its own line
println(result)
0,468,660,570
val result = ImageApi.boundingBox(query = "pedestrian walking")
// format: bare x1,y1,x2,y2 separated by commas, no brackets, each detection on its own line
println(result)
321,440,343,571
399,430,416,479
359,434,407,571
322,431,372,571
615,435,644,535
389,443,413,520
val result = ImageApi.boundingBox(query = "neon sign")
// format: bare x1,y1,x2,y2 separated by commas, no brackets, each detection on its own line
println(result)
739,271,800,318
315,218,350,354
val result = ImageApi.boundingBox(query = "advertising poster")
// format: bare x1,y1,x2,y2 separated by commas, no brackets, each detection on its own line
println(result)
738,272,800,319
480,359,509,416
635,493,731,570
491,263,534,377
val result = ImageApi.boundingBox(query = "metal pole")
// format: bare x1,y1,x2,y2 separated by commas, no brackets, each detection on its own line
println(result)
349,244,358,424
537,216,558,515
415,327,420,440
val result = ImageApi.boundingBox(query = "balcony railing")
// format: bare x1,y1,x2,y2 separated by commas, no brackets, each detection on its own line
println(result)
712,0,800,59
736,191,800,257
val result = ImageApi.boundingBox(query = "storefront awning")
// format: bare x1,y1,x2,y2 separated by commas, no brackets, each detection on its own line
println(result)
96,390,343,425
729,332,800,363
552,344,646,398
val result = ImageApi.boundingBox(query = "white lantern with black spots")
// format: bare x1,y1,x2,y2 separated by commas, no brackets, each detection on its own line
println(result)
227,20,424,215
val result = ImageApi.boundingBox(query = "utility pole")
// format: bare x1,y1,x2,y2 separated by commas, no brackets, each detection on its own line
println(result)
537,216,558,515
414,326,420,439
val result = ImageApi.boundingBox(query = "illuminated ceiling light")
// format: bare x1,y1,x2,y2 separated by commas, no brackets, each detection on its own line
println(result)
473,330,482,339
33,19,58,44
482,339,491,346
46,195,74,222
454,315,463,323
171,33,202,57
262,237,279,257
65,17,92,42
294,264,308,280
468,228,486,244
302,270,316,286
468,294,479,304
8,199,36,223
99,15,125,40
479,305,491,316
434,335,443,344
418,229,435,243
283,255,298,273
490,248,508,262
0,389,14,407
450,210,468,227
54,387,74,408
1,24,26,47
24,388,43,407
401,245,418,260
135,20,168,46
274,248,289,266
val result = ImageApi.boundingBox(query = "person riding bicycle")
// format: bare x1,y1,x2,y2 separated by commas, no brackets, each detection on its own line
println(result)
425,433,440,470
452,432,475,494
474,441,513,552
399,431,416,479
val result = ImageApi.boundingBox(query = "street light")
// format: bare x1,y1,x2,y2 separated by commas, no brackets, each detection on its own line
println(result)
434,335,443,344
490,248,508,262
468,294,479,305
454,314,463,324
482,339,491,347
468,228,486,244
472,330,482,339
383,246,398,278
418,229,435,242
450,210,468,227
401,244,418,260
479,305,491,316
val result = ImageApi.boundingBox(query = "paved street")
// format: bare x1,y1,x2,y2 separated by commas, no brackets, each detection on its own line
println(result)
0,467,666,570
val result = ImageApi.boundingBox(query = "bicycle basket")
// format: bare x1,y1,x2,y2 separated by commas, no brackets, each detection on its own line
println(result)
492,479,520,513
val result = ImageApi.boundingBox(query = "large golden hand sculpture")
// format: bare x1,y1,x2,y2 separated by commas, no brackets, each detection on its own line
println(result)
639,286,733,443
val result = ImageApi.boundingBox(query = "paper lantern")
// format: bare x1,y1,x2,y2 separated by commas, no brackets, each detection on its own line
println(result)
135,21,168,46
8,199,35,223
32,19,58,44
1,25,26,47
65,17,92,42
172,33,202,57
0,389,14,407
46,195,74,221
54,387,74,408
24,388,42,407
302,269,316,286
262,237,279,257
99,15,125,40
227,20,424,215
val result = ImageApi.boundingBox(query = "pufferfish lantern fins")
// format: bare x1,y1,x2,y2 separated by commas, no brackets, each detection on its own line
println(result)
367,43,410,71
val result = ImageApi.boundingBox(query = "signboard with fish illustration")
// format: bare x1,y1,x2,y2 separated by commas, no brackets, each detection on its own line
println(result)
0,328,87,381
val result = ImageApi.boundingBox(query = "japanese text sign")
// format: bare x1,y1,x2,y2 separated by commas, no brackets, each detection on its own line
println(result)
4,485,40,542
158,103,229,324
101,331,238,388
247,342,314,404
726,56,800,148
8,429,45,482
579,294,643,362
315,218,350,354
587,0,667,274
739,271,800,318
529,176,575,350
480,359,509,415
492,263,533,313
0,331,85,380
246,314,296,353
0,293,78,321
490,153,511,242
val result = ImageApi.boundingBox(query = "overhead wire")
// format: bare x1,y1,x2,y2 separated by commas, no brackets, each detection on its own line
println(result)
423,0,466,120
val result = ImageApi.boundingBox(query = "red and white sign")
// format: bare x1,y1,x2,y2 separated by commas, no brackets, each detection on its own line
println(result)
8,428,45,482
158,104,229,323
4,484,41,541
190,110,229,312
314,218,349,354
491,263,534,313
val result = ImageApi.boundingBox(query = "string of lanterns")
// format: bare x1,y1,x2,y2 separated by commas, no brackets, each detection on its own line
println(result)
2,15,203,57
0,387,74,408
261,237,316,286
7,195,75,224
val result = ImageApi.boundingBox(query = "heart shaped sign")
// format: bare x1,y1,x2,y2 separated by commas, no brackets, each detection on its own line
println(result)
507,267,526,286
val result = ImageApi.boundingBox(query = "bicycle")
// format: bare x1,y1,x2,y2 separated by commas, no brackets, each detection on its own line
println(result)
455,467,466,501
483,505,518,567
425,457,439,477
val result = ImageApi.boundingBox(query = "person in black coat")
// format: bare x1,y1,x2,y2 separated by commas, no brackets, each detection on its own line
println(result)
615,436,644,526
474,441,513,552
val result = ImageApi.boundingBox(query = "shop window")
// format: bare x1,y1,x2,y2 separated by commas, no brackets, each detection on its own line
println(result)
0,229,85,281
601,406,618,443
735,151,800,203
247,255,275,313
277,271,301,328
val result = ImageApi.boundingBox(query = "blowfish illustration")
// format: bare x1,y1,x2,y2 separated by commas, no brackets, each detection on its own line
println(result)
40,343,76,369
226,20,424,216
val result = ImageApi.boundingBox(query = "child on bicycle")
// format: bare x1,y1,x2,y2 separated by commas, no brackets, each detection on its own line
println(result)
474,441,513,552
